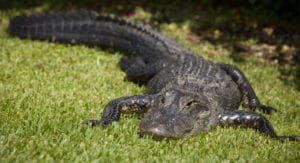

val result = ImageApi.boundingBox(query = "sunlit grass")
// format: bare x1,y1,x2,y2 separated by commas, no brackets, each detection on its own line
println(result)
0,8,299,162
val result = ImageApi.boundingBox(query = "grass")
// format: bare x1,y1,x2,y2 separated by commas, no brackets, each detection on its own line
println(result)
1,4,300,162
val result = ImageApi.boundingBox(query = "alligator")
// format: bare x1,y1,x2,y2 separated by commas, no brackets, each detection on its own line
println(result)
8,10,299,141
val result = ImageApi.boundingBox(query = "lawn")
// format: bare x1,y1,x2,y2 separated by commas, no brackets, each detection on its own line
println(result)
0,2,300,162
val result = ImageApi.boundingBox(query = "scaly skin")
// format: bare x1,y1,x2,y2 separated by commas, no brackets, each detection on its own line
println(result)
8,10,299,141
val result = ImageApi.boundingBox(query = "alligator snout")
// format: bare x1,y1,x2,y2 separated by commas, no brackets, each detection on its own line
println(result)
140,124,170,140
139,113,194,140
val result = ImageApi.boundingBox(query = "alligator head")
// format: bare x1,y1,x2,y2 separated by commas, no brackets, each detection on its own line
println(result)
140,89,216,140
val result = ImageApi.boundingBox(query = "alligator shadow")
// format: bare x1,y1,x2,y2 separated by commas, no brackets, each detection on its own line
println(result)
2,0,299,90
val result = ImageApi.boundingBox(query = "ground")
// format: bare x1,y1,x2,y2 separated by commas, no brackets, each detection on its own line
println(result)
0,1,299,162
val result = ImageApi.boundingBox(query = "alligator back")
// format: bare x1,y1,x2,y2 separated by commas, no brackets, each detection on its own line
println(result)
8,10,241,107
147,55,242,111
8,10,190,61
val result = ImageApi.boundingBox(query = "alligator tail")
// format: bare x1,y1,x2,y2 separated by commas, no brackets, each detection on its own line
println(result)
8,10,186,59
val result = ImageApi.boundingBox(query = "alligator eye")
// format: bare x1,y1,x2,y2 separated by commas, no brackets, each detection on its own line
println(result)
183,100,198,109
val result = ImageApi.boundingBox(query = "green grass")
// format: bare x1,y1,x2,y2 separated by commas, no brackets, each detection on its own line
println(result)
1,7,300,162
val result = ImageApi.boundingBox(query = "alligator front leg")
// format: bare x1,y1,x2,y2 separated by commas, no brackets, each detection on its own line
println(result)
217,63,277,114
83,95,153,126
218,111,299,141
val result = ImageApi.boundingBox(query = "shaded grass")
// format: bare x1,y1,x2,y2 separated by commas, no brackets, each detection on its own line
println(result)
0,6,300,163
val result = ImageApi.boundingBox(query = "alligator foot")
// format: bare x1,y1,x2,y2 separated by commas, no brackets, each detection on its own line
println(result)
83,95,153,126
218,110,299,141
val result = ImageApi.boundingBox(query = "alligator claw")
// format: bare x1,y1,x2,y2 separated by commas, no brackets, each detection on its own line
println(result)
82,119,103,127
277,135,300,142
259,105,278,114
258,105,280,114
243,104,278,114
